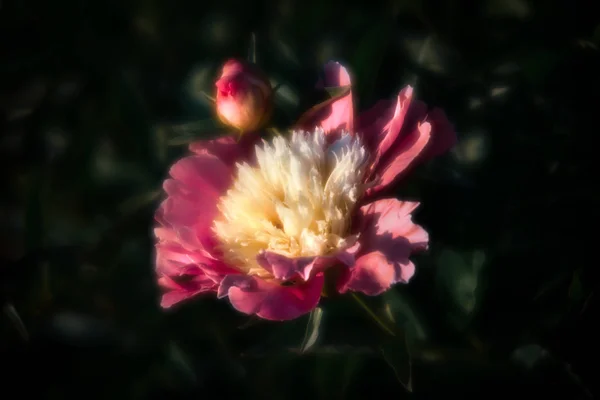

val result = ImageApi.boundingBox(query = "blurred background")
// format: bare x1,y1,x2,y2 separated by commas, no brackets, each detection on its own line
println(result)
1,0,598,398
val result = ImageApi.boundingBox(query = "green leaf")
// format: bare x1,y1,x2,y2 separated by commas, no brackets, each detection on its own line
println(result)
313,354,363,398
511,344,593,398
300,306,324,353
339,355,362,397
272,80,300,108
324,85,352,99
351,293,396,337
166,341,197,385
435,248,487,330
382,289,428,342
380,335,413,392
350,293,412,391
241,318,307,358
3,303,29,341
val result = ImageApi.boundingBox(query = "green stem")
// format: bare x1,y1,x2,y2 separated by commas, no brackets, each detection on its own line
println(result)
351,293,396,337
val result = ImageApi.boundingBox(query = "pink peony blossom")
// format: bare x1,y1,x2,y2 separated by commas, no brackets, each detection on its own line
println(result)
154,61,456,321
215,59,273,132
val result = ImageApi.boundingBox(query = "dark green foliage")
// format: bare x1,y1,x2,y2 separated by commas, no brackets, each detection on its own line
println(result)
0,0,597,399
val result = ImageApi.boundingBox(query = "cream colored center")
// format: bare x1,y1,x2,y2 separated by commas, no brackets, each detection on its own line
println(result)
213,129,369,278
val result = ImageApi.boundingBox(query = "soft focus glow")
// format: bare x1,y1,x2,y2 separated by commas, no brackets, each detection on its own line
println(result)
213,128,369,277
453,129,489,166
153,60,455,319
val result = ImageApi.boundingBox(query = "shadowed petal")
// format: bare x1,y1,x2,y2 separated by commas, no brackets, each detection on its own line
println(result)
155,238,240,309
217,273,325,321
256,249,355,282
158,274,217,308
359,86,414,165
155,153,233,255
419,108,457,162
189,133,261,165
168,154,232,198
338,198,428,295
155,243,238,283
357,199,429,250
338,251,415,296
364,99,456,195
367,121,431,195
296,62,354,134
317,61,352,88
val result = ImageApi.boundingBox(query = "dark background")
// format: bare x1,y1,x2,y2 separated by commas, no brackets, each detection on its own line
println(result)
1,0,598,398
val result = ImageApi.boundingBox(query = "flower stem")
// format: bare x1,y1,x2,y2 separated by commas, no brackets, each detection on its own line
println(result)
351,293,396,337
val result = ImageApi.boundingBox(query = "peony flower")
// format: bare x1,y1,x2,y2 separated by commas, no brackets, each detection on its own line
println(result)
154,61,456,321
215,59,273,132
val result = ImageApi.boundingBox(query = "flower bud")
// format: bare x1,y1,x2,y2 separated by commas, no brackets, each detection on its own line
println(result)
215,59,272,132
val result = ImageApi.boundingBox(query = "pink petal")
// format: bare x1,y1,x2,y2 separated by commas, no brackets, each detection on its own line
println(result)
296,62,354,134
419,108,457,162
155,243,238,282
217,274,325,321
356,99,392,146
256,249,355,282
168,154,232,198
219,59,246,77
162,179,202,203
338,198,428,295
154,227,178,242
356,199,429,250
367,121,432,196
317,61,352,88
155,234,240,309
158,274,217,309
189,133,260,166
155,153,233,255
160,291,197,309
358,86,456,194
359,86,414,165
156,199,209,252
338,251,416,296
155,244,200,276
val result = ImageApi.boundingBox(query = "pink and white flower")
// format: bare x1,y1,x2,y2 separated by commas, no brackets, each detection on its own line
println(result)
154,61,456,321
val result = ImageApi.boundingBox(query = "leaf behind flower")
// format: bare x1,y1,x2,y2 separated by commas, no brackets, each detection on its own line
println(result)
300,306,324,353
380,334,413,392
